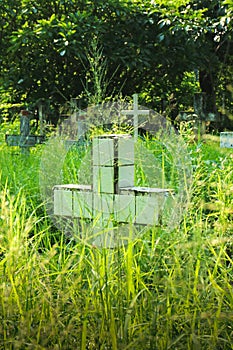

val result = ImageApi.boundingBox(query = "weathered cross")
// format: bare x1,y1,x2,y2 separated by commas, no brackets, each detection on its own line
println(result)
121,94,150,141
6,108,45,154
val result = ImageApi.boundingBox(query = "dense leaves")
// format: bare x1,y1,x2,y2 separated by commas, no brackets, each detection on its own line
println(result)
0,0,232,122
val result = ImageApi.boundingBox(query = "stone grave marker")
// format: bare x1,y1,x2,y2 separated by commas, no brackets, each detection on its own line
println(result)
6,108,45,153
220,132,233,148
53,134,173,248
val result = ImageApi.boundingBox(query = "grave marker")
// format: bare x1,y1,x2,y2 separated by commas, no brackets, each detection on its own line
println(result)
220,132,233,148
121,94,150,141
6,108,45,153
177,93,218,137
60,94,150,144
53,134,173,248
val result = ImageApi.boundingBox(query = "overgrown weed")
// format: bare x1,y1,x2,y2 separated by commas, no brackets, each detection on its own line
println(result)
0,123,232,349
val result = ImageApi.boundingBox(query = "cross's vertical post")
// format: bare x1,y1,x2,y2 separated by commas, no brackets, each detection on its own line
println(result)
121,94,150,143
20,110,30,137
38,103,44,136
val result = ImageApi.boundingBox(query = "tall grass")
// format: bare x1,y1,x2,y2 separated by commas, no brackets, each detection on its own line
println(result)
0,124,233,349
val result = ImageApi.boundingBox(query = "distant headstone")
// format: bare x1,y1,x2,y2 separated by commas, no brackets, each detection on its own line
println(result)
220,132,233,148
177,93,218,137
6,108,45,153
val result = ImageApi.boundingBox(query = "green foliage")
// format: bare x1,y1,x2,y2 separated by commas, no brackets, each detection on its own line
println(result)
0,0,232,121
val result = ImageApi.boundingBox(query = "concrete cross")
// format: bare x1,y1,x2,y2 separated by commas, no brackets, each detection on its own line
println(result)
53,134,173,248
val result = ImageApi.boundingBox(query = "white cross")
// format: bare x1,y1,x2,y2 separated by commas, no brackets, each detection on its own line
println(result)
121,94,150,141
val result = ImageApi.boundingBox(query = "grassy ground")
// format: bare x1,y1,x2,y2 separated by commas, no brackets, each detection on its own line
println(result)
0,123,232,349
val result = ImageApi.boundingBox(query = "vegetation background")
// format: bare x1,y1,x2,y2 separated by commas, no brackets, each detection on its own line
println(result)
0,0,233,349
0,0,232,125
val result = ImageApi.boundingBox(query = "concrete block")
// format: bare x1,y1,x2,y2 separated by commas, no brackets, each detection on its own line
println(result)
92,137,114,166
54,189,73,216
93,193,114,216
118,137,134,165
135,195,159,225
119,165,134,188
114,194,135,222
73,191,93,218
93,166,114,193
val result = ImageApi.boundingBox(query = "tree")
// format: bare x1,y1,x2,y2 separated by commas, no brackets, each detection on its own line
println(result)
0,0,232,124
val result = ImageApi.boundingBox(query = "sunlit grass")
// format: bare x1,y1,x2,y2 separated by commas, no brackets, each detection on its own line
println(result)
0,124,232,349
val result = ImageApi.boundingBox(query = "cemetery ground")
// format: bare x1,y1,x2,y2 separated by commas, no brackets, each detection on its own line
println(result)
0,123,232,350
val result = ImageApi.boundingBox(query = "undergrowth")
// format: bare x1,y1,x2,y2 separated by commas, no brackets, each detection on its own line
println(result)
0,122,232,349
